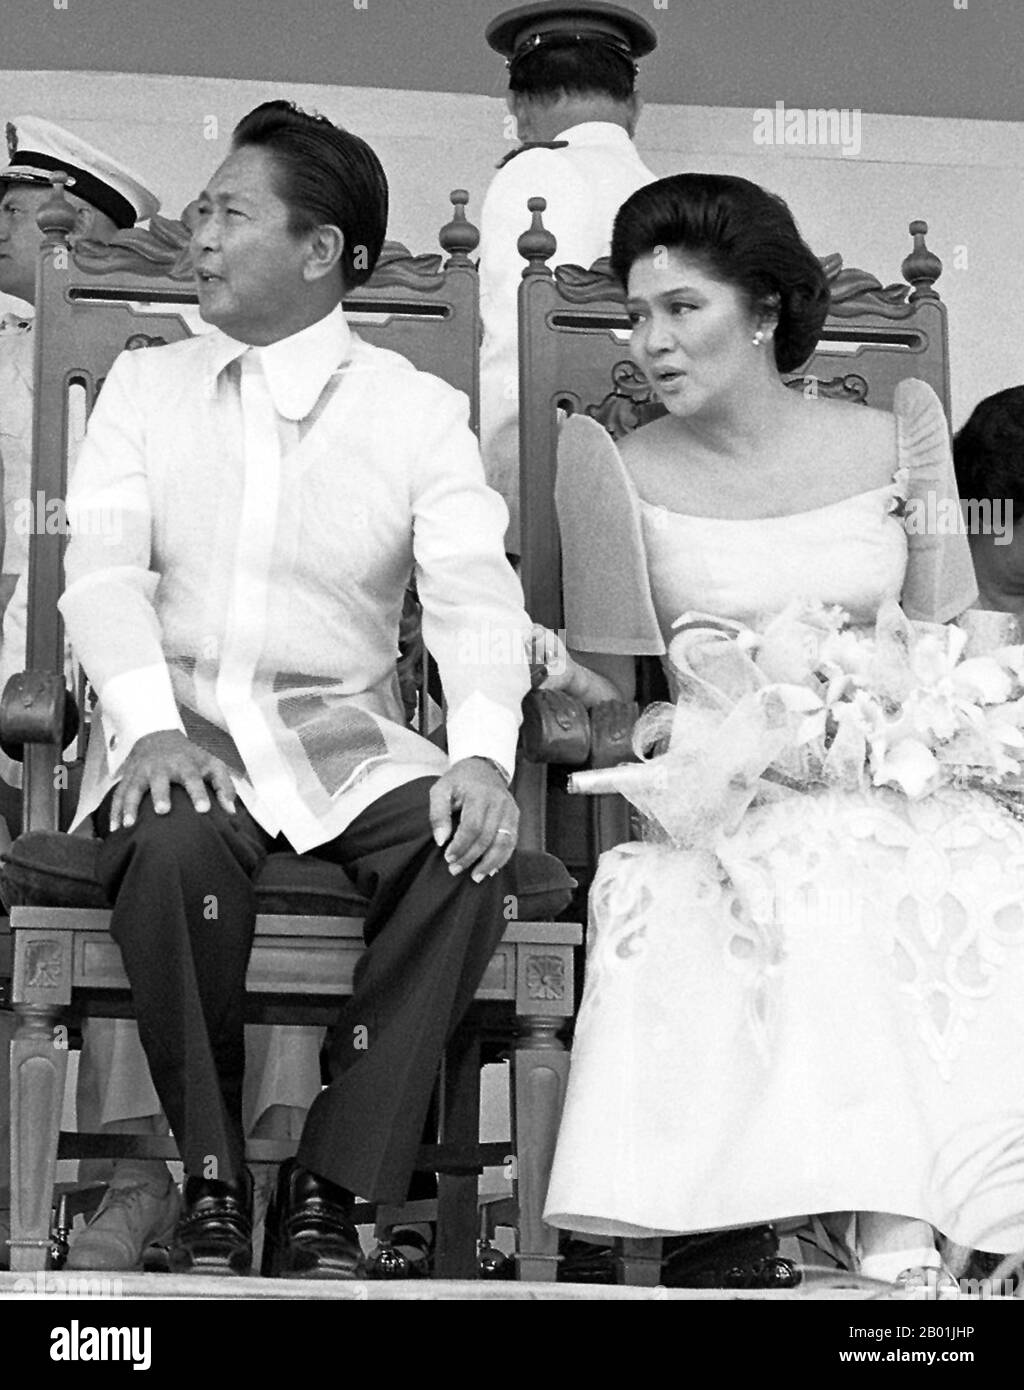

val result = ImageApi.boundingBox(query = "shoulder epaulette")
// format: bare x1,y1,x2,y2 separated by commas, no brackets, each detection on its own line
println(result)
495,139,570,170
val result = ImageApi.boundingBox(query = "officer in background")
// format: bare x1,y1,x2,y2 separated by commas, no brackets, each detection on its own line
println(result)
0,117,160,652
0,116,165,1272
479,2,658,553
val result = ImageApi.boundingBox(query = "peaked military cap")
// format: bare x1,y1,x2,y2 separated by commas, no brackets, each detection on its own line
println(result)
2,116,160,229
486,2,657,70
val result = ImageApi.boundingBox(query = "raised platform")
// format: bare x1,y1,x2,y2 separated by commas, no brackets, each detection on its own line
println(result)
0,1269,954,1300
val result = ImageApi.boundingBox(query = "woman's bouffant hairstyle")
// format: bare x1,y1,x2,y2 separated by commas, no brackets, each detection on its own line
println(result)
953,386,1024,518
609,173,831,373
231,100,388,292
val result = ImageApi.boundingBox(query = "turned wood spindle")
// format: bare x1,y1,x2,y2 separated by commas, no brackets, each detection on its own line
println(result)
35,171,77,246
901,219,943,302
517,196,557,278
516,1015,565,1051
438,188,480,267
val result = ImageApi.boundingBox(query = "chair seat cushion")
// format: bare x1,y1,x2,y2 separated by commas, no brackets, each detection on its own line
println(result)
0,831,575,920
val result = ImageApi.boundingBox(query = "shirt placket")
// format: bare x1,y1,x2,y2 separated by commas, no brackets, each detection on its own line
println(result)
214,349,319,844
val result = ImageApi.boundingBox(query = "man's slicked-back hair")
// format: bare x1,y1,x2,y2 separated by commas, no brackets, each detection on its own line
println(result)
953,385,1024,518
610,173,831,373
231,100,388,291
509,39,636,104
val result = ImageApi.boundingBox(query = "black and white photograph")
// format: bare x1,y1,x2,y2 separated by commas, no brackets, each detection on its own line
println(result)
0,0,1021,1353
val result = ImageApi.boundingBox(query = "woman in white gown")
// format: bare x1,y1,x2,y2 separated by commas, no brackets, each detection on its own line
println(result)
538,173,1024,1283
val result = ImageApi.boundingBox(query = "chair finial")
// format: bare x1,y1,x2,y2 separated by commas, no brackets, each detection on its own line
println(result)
36,172,77,244
439,190,479,267
902,220,942,302
517,197,557,278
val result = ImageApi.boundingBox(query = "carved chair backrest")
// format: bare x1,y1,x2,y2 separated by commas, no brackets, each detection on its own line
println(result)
796,224,949,414
21,182,481,832
516,199,950,630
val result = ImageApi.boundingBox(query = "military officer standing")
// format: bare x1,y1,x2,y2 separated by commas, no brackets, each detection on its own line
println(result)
0,118,160,640
0,116,166,1272
479,2,658,552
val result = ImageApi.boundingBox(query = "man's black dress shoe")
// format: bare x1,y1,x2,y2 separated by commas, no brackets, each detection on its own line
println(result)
662,1226,801,1289
168,1171,253,1276
264,1160,363,1279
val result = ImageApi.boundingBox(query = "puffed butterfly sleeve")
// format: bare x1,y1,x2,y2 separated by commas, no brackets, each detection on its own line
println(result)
895,378,979,623
555,414,665,655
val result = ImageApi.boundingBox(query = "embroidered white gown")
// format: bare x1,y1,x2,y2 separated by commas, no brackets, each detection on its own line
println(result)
543,382,1024,1252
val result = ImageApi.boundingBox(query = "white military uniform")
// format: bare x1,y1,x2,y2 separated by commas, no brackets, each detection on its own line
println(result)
0,314,37,792
0,314,86,786
0,314,32,1200
478,121,656,552
0,314,33,599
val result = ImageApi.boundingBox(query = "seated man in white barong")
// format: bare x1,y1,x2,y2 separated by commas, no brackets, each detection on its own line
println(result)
0,115,337,1276
58,101,531,1278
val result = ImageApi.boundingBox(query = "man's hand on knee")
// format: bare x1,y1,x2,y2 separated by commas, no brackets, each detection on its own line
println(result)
429,757,518,883
110,730,237,830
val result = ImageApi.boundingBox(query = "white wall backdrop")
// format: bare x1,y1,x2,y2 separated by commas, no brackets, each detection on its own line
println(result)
2,68,1021,427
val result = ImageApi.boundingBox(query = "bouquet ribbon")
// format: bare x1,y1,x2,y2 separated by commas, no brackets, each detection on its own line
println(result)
568,600,1024,849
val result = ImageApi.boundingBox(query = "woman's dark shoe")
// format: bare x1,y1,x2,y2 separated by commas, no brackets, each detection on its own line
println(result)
168,1171,253,1276
263,1160,362,1279
730,1255,802,1289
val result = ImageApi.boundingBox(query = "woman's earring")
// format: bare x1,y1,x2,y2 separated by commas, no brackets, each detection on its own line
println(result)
752,329,766,347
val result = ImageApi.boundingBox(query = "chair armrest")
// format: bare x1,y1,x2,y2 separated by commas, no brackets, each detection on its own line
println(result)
589,699,640,769
519,688,591,765
583,700,643,855
0,671,79,758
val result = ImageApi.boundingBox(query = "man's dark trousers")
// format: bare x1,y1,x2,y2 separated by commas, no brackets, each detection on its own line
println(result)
95,777,511,1202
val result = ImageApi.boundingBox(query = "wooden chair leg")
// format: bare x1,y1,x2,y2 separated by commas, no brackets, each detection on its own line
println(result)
9,1004,68,1271
434,1025,481,1279
512,1015,569,1282
616,1237,664,1286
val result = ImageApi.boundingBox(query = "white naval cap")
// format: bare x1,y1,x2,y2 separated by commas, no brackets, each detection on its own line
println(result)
2,115,160,228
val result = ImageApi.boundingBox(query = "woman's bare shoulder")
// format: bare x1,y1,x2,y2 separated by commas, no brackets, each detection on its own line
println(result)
617,413,678,469
802,396,897,474
809,394,895,441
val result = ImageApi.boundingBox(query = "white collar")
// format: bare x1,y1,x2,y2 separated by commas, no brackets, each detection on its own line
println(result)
206,304,353,421
554,122,635,149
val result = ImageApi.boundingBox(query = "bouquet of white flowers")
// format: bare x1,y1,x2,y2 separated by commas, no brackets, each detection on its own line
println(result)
568,599,1024,847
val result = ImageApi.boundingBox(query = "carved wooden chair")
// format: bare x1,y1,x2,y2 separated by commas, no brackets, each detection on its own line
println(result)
515,199,950,1285
518,198,950,628
0,180,581,1280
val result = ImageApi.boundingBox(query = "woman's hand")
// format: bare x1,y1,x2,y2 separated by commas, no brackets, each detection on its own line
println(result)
530,624,580,693
529,625,627,706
